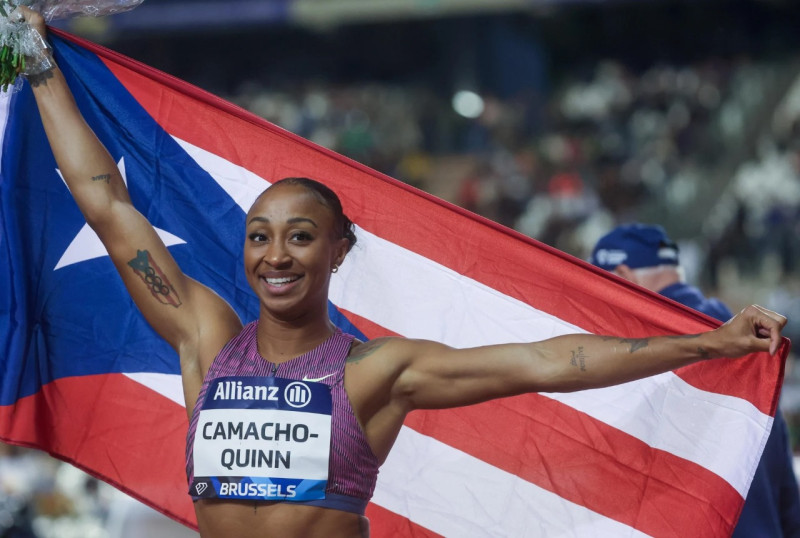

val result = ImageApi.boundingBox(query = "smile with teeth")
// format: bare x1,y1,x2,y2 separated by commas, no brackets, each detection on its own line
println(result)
263,275,301,287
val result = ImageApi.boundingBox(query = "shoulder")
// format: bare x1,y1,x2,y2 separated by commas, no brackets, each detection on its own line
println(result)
701,298,733,323
347,336,447,362
347,337,401,365
345,337,452,384
660,283,733,322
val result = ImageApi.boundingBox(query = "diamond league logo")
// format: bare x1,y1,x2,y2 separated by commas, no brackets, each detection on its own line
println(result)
195,481,209,495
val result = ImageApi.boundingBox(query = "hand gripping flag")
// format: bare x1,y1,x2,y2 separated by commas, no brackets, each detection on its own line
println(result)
0,29,790,537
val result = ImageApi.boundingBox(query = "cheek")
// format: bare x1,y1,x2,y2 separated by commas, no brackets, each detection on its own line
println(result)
302,249,335,272
243,245,262,267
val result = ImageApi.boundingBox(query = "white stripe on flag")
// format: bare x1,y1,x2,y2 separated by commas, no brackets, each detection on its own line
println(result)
331,225,583,345
125,372,185,406
173,137,269,211
0,91,12,159
373,426,650,538
171,137,768,496
543,375,770,498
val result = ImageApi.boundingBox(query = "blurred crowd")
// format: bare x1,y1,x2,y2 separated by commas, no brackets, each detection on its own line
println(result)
225,54,800,347
0,442,198,537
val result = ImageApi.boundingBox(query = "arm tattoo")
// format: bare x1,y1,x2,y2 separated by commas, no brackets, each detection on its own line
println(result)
667,334,711,359
620,338,649,353
602,336,650,353
127,249,182,307
570,346,587,372
27,68,55,88
91,173,111,184
347,339,389,364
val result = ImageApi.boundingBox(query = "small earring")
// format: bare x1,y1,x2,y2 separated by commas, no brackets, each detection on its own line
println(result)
331,264,339,273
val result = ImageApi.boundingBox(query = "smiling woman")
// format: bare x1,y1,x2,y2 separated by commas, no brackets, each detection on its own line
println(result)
243,180,352,325
19,5,791,538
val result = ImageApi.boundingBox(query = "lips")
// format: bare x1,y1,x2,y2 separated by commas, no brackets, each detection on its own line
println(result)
260,274,302,294
264,276,300,286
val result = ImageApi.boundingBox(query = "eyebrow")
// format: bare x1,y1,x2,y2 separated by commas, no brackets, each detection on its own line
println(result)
247,216,318,228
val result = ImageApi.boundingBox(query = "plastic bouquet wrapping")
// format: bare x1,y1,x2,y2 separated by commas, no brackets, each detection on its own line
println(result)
0,0,143,90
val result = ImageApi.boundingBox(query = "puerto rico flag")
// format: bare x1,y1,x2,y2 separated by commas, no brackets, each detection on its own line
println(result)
0,29,789,537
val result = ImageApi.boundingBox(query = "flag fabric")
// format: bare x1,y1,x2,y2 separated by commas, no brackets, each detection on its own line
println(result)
0,29,789,537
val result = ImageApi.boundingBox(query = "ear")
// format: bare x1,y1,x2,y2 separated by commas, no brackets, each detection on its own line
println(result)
332,237,350,268
613,264,638,285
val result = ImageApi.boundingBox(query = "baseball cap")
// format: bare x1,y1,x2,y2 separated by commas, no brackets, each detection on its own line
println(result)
589,224,680,271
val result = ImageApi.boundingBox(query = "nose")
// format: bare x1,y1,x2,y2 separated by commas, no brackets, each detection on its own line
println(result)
264,241,291,268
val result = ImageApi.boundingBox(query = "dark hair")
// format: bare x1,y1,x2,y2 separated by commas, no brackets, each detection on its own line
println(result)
264,177,357,250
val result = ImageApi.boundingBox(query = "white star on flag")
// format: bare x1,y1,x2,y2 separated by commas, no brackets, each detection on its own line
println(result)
54,157,186,270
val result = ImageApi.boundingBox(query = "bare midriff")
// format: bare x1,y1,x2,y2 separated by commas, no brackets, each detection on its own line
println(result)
195,499,369,538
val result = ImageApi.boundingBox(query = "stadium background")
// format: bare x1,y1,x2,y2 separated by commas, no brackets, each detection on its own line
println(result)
3,0,800,536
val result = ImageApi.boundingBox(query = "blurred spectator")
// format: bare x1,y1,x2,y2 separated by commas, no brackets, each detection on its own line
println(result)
590,224,800,537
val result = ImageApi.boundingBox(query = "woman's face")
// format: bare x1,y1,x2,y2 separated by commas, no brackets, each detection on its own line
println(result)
244,184,348,321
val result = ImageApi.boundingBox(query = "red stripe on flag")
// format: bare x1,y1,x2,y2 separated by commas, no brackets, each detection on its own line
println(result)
405,394,742,537
0,374,197,529
55,30,785,416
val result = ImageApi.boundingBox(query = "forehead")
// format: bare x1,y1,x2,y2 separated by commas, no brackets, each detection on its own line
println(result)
247,184,333,223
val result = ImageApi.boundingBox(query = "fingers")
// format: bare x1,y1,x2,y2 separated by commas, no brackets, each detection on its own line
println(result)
749,304,787,327
745,304,786,356
10,6,46,37
10,5,31,21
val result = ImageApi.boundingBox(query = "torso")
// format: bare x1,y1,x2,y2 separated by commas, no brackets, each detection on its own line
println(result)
186,322,385,537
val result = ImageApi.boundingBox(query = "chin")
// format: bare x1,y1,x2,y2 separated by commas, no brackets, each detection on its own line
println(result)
260,299,308,321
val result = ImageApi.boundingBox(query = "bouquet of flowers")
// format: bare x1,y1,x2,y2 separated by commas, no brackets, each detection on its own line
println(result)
0,0,143,90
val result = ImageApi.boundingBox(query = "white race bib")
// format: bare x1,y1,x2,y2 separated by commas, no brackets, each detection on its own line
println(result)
191,376,332,501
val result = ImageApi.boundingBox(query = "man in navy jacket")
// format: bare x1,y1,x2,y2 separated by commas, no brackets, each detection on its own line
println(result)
591,223,800,537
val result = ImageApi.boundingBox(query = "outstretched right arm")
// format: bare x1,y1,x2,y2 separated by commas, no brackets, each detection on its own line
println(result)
21,8,242,410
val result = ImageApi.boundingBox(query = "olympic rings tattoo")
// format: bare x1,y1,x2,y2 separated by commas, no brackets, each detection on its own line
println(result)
127,250,182,307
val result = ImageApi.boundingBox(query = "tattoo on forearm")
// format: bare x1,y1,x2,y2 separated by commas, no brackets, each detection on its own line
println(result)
621,338,649,353
346,339,388,364
570,346,587,372
127,249,182,307
91,173,111,184
667,335,710,359
27,68,55,88
603,336,650,353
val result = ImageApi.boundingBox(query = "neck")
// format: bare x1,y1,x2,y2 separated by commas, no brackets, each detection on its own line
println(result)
634,266,683,294
256,309,336,364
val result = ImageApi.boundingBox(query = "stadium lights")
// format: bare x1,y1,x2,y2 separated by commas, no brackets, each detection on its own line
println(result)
452,90,484,118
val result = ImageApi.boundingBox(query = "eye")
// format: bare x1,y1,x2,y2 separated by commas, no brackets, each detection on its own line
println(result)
248,232,268,243
290,231,314,243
